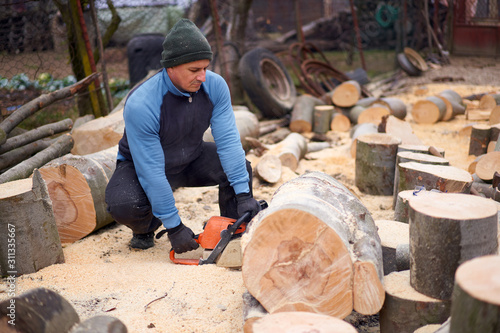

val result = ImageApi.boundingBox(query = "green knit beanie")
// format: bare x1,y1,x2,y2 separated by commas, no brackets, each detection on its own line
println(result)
160,19,213,68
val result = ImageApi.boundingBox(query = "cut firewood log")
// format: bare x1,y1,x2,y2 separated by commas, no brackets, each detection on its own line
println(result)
0,73,98,147
379,115,423,145
258,117,289,137
471,181,500,202
436,95,456,122
438,89,466,117
397,144,445,157
474,151,500,182
394,189,433,223
439,89,463,106
379,270,451,333
350,122,378,158
479,93,500,109
265,132,307,171
0,170,64,276
72,114,96,131
373,97,407,120
38,146,118,243
489,105,500,125
348,105,367,124
313,105,333,134
0,133,74,184
374,220,409,275
489,123,500,141
357,104,391,125
0,118,73,154
242,172,384,318
259,127,291,145
355,133,401,195
254,154,282,184
411,96,447,124
0,138,57,172
331,80,361,107
396,162,473,196
243,311,357,333
468,123,491,156
0,288,79,332
409,192,498,300
392,151,449,208
289,94,324,133
449,255,500,333
330,110,351,132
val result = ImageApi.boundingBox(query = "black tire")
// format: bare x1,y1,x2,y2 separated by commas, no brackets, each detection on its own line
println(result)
397,53,421,77
239,47,296,118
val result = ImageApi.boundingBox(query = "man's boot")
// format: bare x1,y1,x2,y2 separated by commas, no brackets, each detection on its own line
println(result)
129,231,155,249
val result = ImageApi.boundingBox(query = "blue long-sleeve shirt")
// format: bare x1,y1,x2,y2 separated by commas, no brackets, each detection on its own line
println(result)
117,69,249,229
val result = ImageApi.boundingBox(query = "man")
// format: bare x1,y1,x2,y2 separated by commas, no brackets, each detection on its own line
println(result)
105,19,260,253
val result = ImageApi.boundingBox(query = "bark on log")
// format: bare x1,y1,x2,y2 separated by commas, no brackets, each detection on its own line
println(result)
397,144,445,157
244,311,357,333
436,95,456,122
355,133,401,195
392,151,450,209
475,151,500,182
471,181,500,202
39,145,118,243
411,96,447,124
72,114,96,131
373,97,407,120
330,111,351,132
374,220,409,275
0,118,73,155
0,73,99,146
449,255,500,333
468,124,491,156
379,115,423,145
265,133,307,171
242,172,384,318
0,170,64,276
348,105,367,124
331,80,361,107
379,270,451,333
289,95,324,133
260,127,291,145
313,105,333,134
0,288,79,332
350,122,378,158
409,192,498,300
0,134,74,184
396,161,473,196
0,138,56,172
394,189,433,223
254,154,282,184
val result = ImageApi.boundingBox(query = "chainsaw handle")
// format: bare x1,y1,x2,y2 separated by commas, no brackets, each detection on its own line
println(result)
169,249,200,265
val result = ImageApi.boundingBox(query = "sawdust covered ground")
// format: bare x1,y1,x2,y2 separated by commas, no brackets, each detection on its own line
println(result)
1,57,500,332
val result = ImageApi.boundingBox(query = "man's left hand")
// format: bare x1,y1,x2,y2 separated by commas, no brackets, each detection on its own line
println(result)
236,193,261,219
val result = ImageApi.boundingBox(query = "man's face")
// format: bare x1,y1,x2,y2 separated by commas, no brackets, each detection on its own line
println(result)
167,59,210,93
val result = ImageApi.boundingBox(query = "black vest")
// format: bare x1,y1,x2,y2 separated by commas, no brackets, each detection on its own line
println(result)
118,87,214,174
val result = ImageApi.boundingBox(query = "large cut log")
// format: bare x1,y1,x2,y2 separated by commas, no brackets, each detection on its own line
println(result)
355,133,401,195
289,94,324,133
0,138,57,172
475,151,500,182
379,270,451,333
0,118,73,154
449,255,500,333
0,170,64,276
411,96,447,124
468,123,491,156
242,172,384,318
243,311,357,333
331,80,361,107
396,162,473,196
0,134,74,184
374,220,409,275
39,145,118,243
409,192,498,300
0,73,99,146
0,288,79,332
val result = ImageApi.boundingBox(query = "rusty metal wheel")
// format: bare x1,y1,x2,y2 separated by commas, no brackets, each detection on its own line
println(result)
239,47,296,118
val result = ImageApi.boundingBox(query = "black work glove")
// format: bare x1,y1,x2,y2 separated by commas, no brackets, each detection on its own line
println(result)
166,223,199,254
236,193,261,219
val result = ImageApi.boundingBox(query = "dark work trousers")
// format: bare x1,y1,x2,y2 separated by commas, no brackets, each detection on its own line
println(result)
105,142,253,235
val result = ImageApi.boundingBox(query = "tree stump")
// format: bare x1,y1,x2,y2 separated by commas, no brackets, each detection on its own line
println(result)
331,80,361,107
392,152,450,208
289,94,324,133
313,105,333,134
409,192,499,300
0,170,64,276
243,311,357,333
411,96,447,124
396,162,473,196
468,124,491,156
374,220,409,275
449,255,500,333
242,171,384,318
379,270,451,333
350,122,378,158
475,151,500,182
355,133,401,195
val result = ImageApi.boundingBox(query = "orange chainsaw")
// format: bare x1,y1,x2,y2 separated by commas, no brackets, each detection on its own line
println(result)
169,200,267,265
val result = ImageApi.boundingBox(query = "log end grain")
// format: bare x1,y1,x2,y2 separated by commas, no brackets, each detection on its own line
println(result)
411,100,441,124
476,151,500,182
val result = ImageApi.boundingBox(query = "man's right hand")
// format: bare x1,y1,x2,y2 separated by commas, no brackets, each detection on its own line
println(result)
167,222,199,254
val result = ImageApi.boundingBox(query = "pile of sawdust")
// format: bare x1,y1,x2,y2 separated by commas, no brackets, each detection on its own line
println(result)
1,82,499,332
